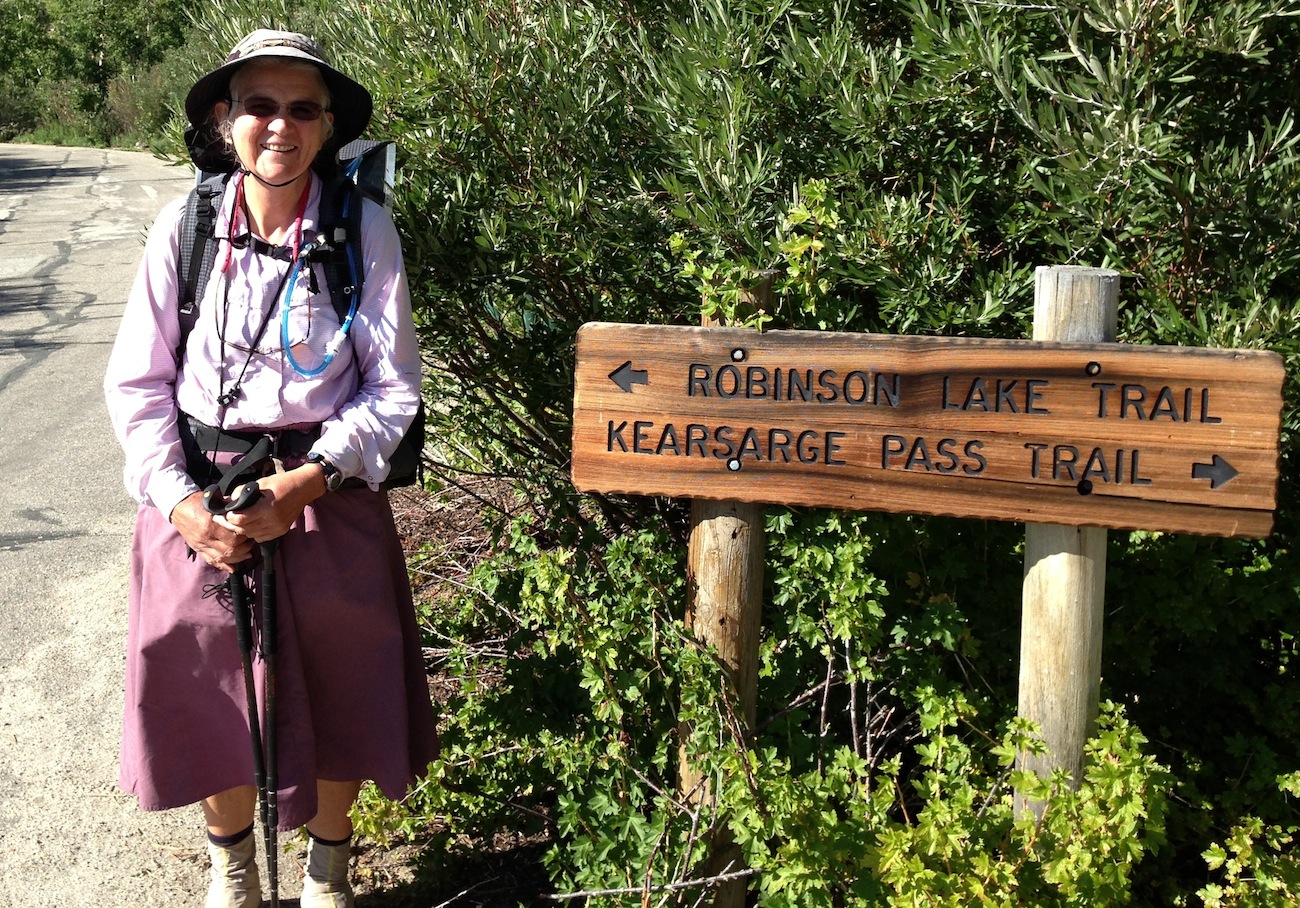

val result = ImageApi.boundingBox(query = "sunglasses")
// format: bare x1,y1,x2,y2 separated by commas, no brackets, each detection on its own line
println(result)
232,96,328,122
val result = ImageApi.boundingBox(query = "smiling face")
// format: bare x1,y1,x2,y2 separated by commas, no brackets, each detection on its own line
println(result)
214,59,334,188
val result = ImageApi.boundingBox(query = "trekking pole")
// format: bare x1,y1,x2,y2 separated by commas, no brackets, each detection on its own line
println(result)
203,448,281,907
227,562,268,839
259,534,282,908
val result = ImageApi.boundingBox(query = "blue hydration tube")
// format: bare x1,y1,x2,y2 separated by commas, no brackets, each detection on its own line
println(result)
282,162,363,377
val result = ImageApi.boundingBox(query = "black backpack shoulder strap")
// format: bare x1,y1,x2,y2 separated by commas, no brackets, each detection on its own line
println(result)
307,170,365,326
177,172,231,353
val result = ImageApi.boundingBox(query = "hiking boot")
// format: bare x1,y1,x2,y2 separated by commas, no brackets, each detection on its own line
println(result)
299,834,354,908
205,830,261,908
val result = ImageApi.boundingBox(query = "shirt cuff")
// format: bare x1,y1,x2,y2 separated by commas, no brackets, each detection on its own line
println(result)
148,469,202,523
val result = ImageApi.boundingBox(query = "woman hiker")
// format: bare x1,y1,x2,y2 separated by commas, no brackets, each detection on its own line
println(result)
104,29,440,907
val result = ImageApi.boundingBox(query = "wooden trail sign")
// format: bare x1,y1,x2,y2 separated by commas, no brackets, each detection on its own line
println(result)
572,322,1285,538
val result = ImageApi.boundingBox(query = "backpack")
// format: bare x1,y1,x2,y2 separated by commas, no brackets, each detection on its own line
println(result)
176,140,424,489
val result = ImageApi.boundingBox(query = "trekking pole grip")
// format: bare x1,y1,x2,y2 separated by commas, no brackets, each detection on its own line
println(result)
202,481,262,516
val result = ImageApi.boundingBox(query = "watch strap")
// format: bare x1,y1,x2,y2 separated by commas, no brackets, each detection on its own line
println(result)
306,452,344,491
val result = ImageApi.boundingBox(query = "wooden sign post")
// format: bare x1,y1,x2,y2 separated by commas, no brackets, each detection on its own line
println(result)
682,282,771,908
1018,266,1117,818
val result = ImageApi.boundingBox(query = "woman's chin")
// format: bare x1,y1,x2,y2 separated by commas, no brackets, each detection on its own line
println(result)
250,157,310,185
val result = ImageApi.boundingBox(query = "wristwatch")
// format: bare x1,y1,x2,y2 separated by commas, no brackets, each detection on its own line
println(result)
306,452,345,492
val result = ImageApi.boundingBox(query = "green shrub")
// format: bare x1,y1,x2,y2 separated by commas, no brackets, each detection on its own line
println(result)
15,77,110,146
0,76,40,140
106,61,182,148
1199,773,1300,907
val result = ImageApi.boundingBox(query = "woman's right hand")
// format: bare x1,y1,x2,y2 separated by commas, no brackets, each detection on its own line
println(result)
169,491,255,573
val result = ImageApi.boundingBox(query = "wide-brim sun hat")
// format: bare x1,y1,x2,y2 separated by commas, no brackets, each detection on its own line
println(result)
184,29,373,172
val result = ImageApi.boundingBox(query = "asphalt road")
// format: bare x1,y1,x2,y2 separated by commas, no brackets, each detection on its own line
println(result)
0,143,212,907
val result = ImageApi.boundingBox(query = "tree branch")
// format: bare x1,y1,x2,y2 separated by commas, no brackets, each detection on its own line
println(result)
543,865,760,901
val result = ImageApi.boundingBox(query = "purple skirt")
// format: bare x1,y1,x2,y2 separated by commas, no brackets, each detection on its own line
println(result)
119,486,440,829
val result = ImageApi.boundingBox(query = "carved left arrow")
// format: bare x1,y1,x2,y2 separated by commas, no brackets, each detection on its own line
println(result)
608,360,649,393
1192,455,1239,490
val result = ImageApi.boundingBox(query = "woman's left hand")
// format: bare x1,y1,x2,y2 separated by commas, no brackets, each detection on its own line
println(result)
211,465,328,543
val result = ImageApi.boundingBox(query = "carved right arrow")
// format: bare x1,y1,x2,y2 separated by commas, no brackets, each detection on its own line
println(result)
1192,455,1239,490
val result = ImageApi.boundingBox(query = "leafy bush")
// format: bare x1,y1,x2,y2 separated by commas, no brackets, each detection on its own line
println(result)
1199,774,1300,907
161,0,1300,903
105,51,196,148
0,80,41,141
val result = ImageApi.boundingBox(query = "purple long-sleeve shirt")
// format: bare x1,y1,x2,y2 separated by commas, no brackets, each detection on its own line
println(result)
104,173,420,517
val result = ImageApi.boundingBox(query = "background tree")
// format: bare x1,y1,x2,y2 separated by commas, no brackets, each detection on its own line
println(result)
0,0,55,133
0,0,189,143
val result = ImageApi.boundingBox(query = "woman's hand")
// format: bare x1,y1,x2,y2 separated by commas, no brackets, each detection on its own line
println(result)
209,465,328,543
170,491,256,573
